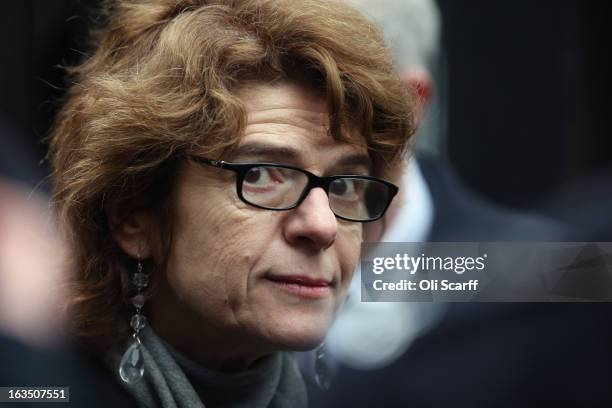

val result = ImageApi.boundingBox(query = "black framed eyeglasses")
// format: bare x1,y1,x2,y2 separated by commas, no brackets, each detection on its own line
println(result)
190,156,398,223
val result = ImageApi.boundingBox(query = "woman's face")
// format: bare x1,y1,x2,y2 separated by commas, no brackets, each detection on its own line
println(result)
148,83,367,364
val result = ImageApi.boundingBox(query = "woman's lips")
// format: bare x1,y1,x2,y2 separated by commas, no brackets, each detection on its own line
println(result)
264,274,333,299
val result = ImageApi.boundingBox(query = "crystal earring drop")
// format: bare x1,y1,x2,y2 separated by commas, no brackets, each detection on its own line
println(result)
314,342,332,391
119,257,149,384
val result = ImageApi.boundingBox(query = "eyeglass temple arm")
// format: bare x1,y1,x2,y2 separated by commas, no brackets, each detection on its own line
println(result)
190,156,228,169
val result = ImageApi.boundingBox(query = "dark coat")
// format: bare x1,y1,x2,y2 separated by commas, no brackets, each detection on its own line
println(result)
0,335,136,408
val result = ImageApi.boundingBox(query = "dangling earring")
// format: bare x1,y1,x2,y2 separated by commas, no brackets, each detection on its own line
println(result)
314,342,332,390
118,256,149,383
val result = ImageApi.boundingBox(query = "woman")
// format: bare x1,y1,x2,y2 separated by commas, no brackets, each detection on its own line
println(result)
50,0,415,406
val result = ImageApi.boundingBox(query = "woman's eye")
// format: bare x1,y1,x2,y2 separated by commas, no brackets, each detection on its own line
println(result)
244,167,272,185
330,179,356,197
244,167,286,186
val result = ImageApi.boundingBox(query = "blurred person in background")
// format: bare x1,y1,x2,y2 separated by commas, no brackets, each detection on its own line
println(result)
44,0,415,406
0,114,68,347
0,8,119,403
305,0,612,407
0,114,127,407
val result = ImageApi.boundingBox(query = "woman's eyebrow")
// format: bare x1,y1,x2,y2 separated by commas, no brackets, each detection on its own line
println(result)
231,141,300,162
231,141,372,172
333,153,372,173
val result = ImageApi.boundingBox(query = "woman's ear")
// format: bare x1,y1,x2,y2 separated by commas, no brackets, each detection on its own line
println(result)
107,206,157,259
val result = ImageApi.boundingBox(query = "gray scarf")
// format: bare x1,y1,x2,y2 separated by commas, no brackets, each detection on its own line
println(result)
107,326,308,408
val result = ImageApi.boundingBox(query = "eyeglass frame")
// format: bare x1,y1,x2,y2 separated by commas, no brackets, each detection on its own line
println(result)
189,156,399,223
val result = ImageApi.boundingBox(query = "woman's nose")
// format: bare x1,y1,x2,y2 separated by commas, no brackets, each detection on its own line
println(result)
283,187,338,252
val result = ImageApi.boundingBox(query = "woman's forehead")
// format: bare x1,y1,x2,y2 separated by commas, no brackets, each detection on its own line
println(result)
236,83,368,157
239,82,326,115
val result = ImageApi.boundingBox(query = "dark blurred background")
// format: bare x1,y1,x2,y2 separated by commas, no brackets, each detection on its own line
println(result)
1,0,611,207
438,0,612,209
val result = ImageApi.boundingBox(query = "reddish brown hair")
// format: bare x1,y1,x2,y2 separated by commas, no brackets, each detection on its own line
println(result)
50,0,416,352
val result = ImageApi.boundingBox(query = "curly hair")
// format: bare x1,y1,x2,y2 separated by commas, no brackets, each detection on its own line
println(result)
50,0,416,353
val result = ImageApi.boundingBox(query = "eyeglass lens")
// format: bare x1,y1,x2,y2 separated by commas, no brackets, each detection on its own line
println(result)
241,166,390,221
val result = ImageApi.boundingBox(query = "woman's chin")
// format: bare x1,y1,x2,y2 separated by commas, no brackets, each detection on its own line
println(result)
261,315,331,351
281,333,326,351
